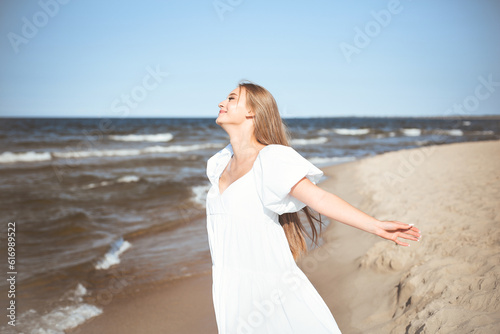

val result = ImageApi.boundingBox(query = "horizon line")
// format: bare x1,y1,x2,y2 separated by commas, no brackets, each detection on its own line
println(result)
1,114,500,120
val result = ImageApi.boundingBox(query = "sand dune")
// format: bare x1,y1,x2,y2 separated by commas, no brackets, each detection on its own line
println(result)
305,140,500,333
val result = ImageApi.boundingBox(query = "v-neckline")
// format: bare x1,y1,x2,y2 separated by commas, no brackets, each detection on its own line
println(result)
218,145,269,196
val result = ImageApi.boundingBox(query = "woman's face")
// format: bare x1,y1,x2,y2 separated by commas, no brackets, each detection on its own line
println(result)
216,87,251,126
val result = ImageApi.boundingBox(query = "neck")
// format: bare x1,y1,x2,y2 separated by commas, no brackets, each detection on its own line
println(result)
223,124,264,161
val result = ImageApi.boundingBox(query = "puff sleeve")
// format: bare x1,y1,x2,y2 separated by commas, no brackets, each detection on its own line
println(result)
253,145,323,215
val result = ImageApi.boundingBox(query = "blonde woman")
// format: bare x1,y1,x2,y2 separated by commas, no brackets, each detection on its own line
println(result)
206,81,420,333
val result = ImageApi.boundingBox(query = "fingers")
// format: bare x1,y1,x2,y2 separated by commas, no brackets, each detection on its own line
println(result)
386,220,422,239
394,234,416,246
398,221,421,233
393,230,421,247
403,229,421,239
395,239,410,247
379,220,422,246
399,232,420,242
408,226,421,234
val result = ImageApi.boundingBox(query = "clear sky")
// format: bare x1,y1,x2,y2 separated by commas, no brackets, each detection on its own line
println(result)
1,0,499,118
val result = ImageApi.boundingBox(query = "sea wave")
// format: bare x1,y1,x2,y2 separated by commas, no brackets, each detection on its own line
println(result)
0,151,52,163
82,181,112,190
0,284,102,334
401,128,422,137
433,129,464,136
333,128,370,135
95,237,132,270
374,131,397,139
308,156,356,167
473,130,495,135
55,143,223,159
291,137,328,145
82,175,140,190
0,143,224,164
191,184,211,207
109,133,174,142
318,128,371,136
117,175,140,183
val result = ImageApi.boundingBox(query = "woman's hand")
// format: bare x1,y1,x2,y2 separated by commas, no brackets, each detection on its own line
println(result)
373,221,421,247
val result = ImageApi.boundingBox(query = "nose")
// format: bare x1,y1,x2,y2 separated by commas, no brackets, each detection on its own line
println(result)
218,100,225,108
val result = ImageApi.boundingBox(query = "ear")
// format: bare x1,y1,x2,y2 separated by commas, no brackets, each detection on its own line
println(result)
246,110,255,119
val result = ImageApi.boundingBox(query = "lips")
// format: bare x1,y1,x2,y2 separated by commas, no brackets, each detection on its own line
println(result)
219,109,227,114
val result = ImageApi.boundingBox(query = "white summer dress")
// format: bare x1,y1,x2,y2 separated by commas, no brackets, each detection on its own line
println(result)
206,143,342,334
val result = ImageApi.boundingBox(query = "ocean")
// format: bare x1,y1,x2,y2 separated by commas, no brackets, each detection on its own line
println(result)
0,116,498,333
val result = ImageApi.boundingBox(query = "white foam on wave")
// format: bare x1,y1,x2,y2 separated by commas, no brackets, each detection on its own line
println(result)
82,175,140,190
95,237,132,270
401,128,422,136
308,156,356,167
434,129,464,136
109,133,174,142
473,130,495,135
191,184,211,207
0,283,102,334
117,175,140,183
462,121,471,126
39,304,103,332
55,148,141,159
55,143,222,159
142,143,222,153
0,151,52,163
332,128,370,136
374,131,397,139
82,181,111,190
291,137,328,146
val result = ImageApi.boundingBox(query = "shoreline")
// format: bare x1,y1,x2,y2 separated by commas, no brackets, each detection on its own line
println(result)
70,140,500,333
68,272,217,334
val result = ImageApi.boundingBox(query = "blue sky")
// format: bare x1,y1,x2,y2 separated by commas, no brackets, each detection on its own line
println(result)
1,0,499,118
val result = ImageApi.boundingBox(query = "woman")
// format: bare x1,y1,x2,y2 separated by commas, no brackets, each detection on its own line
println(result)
206,81,421,333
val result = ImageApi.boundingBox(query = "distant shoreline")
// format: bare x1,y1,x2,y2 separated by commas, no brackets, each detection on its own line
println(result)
2,115,500,120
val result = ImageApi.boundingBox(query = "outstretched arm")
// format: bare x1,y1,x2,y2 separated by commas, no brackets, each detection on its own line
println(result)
290,177,421,246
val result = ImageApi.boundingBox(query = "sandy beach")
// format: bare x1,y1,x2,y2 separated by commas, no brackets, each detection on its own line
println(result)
70,140,500,334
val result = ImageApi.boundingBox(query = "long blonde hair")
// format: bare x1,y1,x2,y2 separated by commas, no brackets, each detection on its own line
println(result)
237,80,324,260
